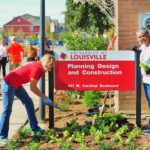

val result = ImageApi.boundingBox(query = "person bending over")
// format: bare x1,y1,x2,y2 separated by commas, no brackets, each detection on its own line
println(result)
0,54,58,145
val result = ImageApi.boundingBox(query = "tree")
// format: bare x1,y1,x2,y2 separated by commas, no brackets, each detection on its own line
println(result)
65,0,113,34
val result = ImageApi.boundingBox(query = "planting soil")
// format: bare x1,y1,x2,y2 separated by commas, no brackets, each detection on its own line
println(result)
8,98,150,150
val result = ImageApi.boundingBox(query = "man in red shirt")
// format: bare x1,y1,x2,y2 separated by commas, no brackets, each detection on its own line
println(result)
7,36,24,70
0,54,59,145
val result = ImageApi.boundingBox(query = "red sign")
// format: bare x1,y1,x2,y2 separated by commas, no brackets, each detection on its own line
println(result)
54,51,135,91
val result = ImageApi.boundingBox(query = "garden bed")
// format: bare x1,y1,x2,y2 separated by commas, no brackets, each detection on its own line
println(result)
6,98,150,150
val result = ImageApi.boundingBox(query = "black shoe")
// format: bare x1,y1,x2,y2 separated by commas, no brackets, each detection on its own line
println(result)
32,129,48,136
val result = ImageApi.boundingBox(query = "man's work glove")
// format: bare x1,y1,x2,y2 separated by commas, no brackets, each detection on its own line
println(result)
43,97,53,106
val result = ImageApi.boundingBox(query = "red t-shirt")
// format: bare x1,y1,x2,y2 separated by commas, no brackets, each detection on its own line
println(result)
4,61,44,88
7,42,24,62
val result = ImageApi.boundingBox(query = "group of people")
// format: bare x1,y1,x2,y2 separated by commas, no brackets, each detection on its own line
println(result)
0,36,52,78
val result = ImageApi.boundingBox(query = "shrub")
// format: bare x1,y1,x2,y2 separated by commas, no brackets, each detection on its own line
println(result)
60,31,106,50
83,91,102,107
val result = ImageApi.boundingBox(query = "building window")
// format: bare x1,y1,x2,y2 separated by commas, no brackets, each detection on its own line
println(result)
18,19,21,22
29,26,33,31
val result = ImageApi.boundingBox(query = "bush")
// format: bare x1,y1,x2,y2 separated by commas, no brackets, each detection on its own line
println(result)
83,91,102,107
60,31,106,50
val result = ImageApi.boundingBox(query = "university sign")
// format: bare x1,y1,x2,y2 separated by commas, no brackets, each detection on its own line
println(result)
54,50,135,91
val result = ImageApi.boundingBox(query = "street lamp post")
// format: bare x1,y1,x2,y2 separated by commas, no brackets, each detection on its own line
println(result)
39,0,45,120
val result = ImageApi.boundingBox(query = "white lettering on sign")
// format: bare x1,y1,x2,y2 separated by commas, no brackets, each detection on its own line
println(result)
70,54,106,60
68,64,94,69
82,70,122,75
97,64,119,70
68,70,79,75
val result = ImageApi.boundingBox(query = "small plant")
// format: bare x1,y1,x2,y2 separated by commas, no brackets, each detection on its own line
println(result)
90,125,97,135
59,141,72,150
126,142,142,150
18,125,31,139
28,141,40,150
4,140,20,150
78,141,89,150
83,91,102,107
98,143,112,150
126,127,141,144
94,130,106,144
139,62,150,73
69,90,82,99
111,124,129,142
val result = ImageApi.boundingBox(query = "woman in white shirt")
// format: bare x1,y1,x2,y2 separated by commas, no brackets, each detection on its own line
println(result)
137,28,150,133
0,40,8,77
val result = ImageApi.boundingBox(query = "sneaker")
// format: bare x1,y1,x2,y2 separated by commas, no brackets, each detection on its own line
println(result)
0,138,9,146
143,129,150,134
32,128,48,136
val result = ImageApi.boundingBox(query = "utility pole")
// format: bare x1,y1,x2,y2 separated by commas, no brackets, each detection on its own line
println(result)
39,0,45,120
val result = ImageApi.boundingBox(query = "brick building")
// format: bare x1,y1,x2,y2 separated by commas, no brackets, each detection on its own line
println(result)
115,0,150,114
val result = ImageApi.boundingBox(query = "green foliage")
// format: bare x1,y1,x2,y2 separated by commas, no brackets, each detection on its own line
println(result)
94,130,106,144
4,113,142,149
28,141,40,150
60,141,72,150
60,31,106,50
83,91,102,107
69,90,82,98
4,140,20,150
65,0,113,34
78,141,89,150
126,127,141,144
139,62,150,71
111,125,129,142
18,125,31,139
98,143,112,150
126,143,142,150
25,34,38,40
90,125,97,135
0,28,14,38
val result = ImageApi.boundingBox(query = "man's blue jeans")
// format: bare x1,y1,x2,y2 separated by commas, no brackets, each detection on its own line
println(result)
0,81,41,139
143,83,150,108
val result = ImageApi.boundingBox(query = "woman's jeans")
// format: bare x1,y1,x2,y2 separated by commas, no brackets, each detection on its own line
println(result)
0,81,40,139
143,83,150,108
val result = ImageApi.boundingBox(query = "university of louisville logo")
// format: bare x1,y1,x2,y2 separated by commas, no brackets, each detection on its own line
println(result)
60,52,67,59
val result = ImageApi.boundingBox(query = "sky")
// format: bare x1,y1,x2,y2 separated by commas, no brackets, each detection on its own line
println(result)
0,0,66,27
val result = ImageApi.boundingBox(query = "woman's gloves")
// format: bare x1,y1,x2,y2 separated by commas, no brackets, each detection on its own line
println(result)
43,97,61,110
43,97,53,105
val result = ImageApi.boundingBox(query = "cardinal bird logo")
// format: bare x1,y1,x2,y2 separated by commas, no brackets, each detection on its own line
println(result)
60,52,67,60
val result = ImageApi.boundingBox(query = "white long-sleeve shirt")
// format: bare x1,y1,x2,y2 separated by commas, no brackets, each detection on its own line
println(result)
0,45,7,57
140,43,150,84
